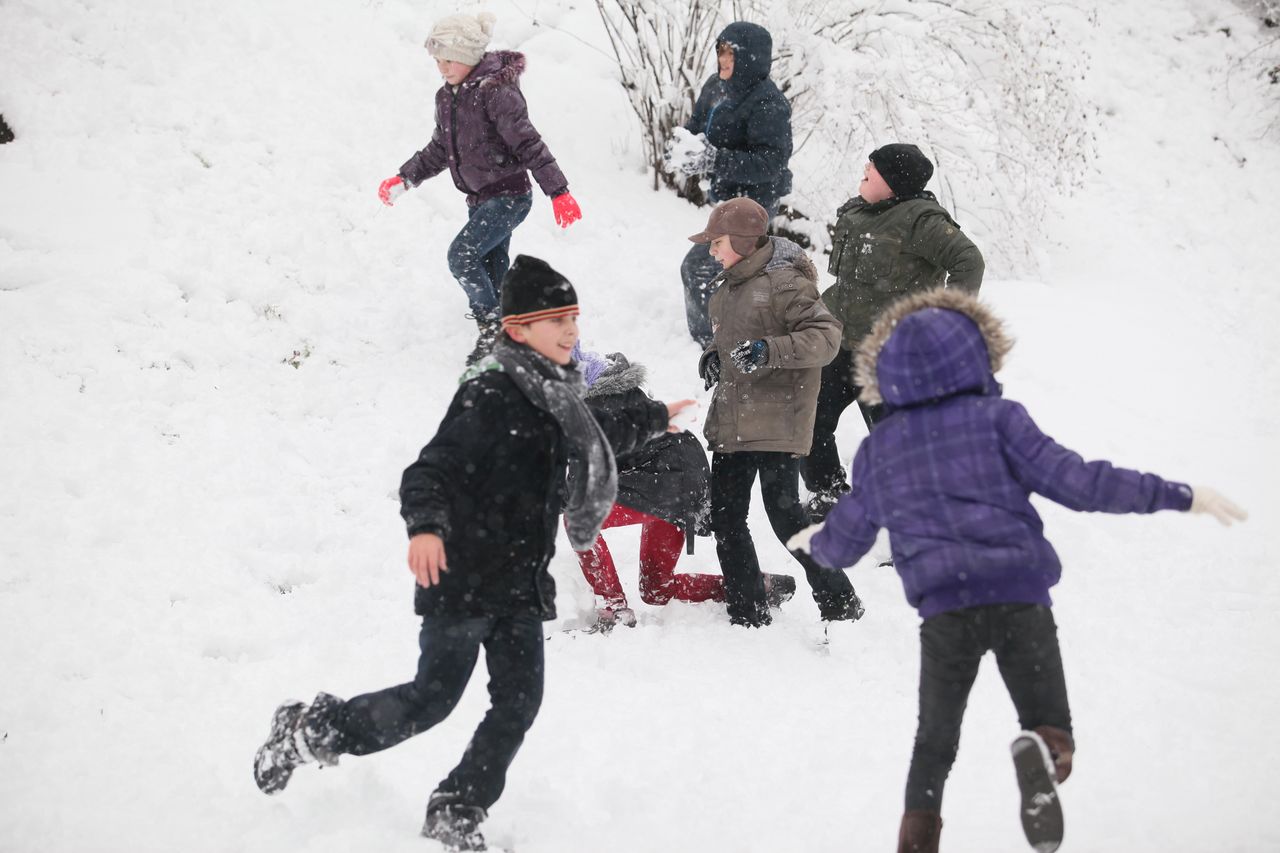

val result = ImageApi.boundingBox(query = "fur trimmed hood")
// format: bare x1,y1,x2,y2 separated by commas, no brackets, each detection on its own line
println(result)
469,50,526,89
854,287,1013,407
584,353,647,399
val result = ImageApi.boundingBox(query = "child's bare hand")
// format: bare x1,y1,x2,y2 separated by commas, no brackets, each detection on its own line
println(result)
665,398,697,432
408,533,448,587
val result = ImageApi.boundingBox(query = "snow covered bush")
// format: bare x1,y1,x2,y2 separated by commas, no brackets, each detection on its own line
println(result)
593,0,721,194
596,0,1099,275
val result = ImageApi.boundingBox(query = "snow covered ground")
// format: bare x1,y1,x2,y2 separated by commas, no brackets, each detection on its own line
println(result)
1,1,1277,850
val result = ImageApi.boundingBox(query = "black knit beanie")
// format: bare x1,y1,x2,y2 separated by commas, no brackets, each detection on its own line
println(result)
869,143,934,197
500,255,579,327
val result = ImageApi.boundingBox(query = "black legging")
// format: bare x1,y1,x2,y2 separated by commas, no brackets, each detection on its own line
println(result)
906,604,1073,811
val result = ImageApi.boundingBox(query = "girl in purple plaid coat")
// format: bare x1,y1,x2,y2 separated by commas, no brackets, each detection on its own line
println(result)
789,287,1246,853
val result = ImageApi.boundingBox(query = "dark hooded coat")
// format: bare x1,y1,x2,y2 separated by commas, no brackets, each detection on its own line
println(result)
685,22,792,203
584,355,712,543
399,50,568,206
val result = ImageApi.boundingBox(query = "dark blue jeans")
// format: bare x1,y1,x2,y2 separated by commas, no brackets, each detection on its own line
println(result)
334,611,544,811
681,197,778,347
906,604,1072,811
447,193,533,320
710,451,856,625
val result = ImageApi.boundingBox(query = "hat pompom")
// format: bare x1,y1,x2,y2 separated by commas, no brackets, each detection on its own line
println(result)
476,11,496,37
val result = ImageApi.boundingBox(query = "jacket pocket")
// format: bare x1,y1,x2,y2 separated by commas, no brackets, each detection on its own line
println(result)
852,233,902,282
732,380,795,443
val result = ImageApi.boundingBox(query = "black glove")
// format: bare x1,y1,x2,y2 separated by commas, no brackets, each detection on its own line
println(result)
700,351,721,390
730,339,769,374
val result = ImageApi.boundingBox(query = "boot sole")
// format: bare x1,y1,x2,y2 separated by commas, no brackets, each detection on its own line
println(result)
1011,731,1064,852
253,702,304,795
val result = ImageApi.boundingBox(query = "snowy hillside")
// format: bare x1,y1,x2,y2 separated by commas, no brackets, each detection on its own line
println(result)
1,1,1277,851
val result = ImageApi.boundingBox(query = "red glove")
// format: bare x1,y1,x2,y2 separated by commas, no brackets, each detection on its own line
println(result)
378,175,406,206
552,192,582,228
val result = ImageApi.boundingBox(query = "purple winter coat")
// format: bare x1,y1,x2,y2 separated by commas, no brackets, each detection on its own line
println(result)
808,288,1193,619
398,51,568,206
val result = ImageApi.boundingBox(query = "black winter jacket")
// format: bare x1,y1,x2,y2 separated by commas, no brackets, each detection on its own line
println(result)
400,367,668,620
686,22,792,203
583,356,712,546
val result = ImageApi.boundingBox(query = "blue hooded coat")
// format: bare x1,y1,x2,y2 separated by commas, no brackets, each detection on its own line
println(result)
808,289,1193,618
685,22,792,204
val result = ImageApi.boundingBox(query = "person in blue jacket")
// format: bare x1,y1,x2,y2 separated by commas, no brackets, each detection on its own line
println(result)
672,21,793,347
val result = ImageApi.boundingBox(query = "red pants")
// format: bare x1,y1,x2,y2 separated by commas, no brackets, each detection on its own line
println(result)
575,505,725,608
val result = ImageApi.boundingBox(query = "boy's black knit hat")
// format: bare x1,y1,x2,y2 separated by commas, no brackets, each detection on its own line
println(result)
869,143,934,197
500,255,579,327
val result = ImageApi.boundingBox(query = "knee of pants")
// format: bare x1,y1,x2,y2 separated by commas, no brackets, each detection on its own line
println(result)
447,239,479,279
499,681,544,731
639,577,673,605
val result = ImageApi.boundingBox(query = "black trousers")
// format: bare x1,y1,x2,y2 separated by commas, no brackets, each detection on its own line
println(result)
905,604,1073,811
711,451,856,625
801,347,886,499
334,611,544,811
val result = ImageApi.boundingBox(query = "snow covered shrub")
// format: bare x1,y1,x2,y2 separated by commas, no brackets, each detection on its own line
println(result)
593,0,721,194
596,0,1098,275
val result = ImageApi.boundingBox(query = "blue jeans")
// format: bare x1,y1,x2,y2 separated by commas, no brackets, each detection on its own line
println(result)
681,197,779,347
447,193,533,319
334,611,545,810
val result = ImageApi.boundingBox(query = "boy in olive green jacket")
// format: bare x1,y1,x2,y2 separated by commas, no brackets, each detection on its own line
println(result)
803,143,984,521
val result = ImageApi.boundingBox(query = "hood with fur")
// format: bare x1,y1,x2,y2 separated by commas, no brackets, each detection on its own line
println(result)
854,287,1012,408
584,353,647,399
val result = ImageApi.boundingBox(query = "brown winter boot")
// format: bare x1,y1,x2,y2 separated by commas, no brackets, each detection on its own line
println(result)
897,810,942,853
1034,725,1075,783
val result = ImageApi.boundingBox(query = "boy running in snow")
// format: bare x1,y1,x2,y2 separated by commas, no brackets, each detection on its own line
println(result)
377,12,583,365
569,344,796,630
790,287,1246,853
802,143,984,523
692,197,864,628
253,256,688,851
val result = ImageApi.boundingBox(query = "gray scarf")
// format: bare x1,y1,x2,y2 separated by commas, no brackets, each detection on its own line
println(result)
491,337,618,550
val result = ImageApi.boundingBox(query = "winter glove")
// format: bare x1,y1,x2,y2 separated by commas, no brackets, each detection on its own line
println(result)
378,175,406,206
1189,486,1247,526
700,351,721,390
730,339,769,374
552,192,582,228
664,127,717,178
786,523,824,555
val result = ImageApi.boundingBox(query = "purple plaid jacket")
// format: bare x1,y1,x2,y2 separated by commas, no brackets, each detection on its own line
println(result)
809,301,1192,618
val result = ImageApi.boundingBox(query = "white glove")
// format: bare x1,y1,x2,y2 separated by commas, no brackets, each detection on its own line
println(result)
1189,486,1248,527
664,127,716,177
786,523,824,554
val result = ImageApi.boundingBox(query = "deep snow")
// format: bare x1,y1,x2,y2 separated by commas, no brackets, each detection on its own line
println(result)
1,1,1277,851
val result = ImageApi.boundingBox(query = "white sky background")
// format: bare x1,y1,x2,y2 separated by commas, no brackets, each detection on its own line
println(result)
1,0,1277,850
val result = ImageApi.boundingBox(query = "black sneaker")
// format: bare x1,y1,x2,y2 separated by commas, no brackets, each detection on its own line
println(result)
762,573,796,608
819,591,865,623
252,692,343,795
808,489,853,524
1011,730,1065,852
422,794,488,851
253,701,307,795
464,314,503,366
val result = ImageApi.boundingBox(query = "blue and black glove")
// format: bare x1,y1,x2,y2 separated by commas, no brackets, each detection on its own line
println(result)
730,339,769,374
700,351,721,390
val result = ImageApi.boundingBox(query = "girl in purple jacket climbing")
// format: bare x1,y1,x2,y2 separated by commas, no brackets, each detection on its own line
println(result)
788,287,1246,853
377,12,582,364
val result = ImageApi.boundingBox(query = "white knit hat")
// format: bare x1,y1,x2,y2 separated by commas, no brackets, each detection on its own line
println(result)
424,12,496,65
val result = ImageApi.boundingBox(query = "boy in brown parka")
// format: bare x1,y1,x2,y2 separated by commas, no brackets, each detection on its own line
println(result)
691,198,863,627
